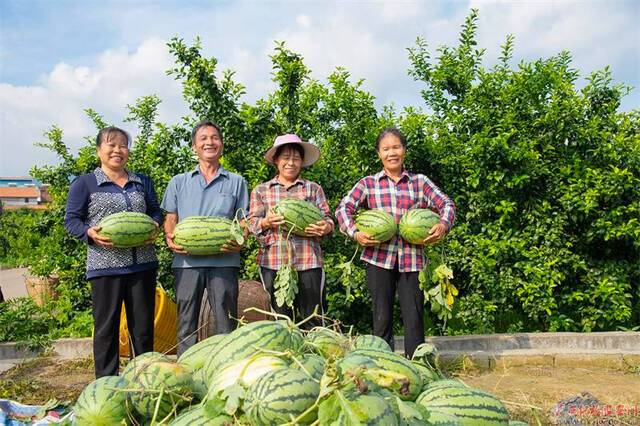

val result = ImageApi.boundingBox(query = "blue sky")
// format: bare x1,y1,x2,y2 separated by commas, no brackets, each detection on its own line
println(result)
1,0,638,176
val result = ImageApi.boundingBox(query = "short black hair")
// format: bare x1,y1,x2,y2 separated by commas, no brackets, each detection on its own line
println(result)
96,126,131,147
191,120,223,144
375,126,407,151
274,143,305,161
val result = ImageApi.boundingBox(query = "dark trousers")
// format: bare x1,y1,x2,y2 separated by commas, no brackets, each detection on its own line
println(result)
260,267,325,328
366,263,424,358
173,267,239,357
90,269,156,378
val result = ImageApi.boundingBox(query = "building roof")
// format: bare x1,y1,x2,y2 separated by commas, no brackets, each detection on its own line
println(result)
0,187,40,198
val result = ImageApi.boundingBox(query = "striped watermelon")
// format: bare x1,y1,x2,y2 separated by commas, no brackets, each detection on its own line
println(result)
206,355,289,400
203,320,299,381
73,376,128,426
173,216,234,255
121,351,169,383
97,211,157,248
130,361,194,421
355,209,397,242
399,208,441,245
348,348,423,400
417,384,510,425
244,368,320,425
352,334,392,352
292,353,325,381
426,409,463,425
272,198,324,237
169,406,234,426
322,394,399,425
178,334,227,372
306,327,350,359
411,361,441,387
335,353,377,376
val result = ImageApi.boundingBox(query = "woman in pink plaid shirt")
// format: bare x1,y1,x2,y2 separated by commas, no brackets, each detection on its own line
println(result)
249,134,334,326
336,127,456,357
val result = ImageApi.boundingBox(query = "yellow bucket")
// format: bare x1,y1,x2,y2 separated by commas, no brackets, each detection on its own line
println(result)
119,286,177,357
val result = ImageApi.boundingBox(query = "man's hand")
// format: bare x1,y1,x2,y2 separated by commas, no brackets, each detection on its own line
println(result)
166,233,188,254
87,226,113,248
221,239,243,253
355,231,381,247
305,220,332,237
260,210,285,231
423,223,447,245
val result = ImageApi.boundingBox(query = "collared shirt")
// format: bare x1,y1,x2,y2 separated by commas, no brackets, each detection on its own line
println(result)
64,167,163,279
335,169,455,272
161,165,249,269
248,176,334,271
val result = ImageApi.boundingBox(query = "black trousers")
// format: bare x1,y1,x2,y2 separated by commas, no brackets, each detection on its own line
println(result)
260,267,325,328
173,267,239,357
365,263,424,358
90,269,156,378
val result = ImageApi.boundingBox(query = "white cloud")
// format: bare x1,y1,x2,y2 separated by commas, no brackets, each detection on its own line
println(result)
0,38,187,176
296,14,311,28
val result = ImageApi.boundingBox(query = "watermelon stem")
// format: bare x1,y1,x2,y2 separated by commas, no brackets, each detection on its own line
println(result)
149,387,164,425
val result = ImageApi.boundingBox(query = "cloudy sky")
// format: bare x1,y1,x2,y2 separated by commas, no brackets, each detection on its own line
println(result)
1,0,638,176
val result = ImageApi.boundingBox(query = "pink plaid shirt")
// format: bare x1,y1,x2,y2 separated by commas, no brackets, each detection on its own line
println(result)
249,176,334,271
335,169,455,272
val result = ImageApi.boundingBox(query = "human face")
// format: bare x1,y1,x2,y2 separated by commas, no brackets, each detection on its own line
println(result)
276,146,303,182
377,134,406,173
97,132,129,171
193,125,223,162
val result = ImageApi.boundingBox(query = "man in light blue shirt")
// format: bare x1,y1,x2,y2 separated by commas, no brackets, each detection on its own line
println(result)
162,121,249,356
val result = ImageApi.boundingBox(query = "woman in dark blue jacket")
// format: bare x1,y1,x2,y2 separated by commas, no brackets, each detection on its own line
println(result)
64,126,162,378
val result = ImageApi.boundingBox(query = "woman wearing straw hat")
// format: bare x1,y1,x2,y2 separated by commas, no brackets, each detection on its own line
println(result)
249,134,333,325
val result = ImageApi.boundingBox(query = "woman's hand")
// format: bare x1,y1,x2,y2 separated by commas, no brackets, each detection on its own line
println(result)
165,233,188,254
355,231,381,247
260,210,285,231
423,223,447,245
305,220,331,237
87,226,114,248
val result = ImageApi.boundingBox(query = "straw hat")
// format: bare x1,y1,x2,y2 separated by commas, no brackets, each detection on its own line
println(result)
265,134,320,168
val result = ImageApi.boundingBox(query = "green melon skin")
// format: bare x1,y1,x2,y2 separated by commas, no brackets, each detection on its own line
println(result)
173,216,234,255
293,353,326,381
273,198,324,237
73,376,128,426
98,211,157,248
399,208,441,245
121,351,169,383
355,209,397,242
352,334,392,352
178,334,227,372
169,406,234,426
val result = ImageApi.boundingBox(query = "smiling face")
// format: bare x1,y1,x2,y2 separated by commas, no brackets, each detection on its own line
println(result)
377,133,406,174
275,144,303,182
192,125,223,163
97,131,129,171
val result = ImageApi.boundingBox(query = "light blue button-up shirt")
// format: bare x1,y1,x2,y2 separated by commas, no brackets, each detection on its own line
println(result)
161,165,249,268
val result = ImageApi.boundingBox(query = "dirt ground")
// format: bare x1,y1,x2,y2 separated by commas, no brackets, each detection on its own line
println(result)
1,357,639,425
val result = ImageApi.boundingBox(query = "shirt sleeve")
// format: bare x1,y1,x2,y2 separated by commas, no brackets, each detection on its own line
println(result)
160,176,178,214
423,177,456,230
143,176,163,225
64,176,90,243
335,178,368,238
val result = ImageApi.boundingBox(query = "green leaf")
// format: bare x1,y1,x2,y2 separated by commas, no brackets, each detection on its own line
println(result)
221,383,245,415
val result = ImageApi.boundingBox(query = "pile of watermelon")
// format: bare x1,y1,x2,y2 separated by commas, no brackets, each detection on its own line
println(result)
73,319,527,425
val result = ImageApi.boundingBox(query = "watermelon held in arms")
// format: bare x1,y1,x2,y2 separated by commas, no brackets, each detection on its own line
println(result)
97,211,157,248
399,208,441,245
272,198,324,237
354,209,397,242
173,216,234,255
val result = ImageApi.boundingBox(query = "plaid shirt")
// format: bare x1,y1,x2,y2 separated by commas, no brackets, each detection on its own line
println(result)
249,176,334,271
335,170,455,272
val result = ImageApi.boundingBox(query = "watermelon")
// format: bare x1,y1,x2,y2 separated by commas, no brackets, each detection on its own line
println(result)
130,361,194,421
426,409,463,425
399,208,441,245
73,376,128,426
203,320,299,381
244,368,320,425
121,351,169,383
169,406,233,426
352,334,392,352
173,216,234,255
355,209,397,242
292,353,325,381
319,393,398,425
206,355,289,399
411,361,441,388
97,211,157,248
306,327,350,359
348,348,423,400
191,368,208,401
417,384,509,425
272,198,324,237
179,334,226,372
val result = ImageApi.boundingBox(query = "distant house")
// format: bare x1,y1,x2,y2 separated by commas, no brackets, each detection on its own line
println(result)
0,177,51,210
